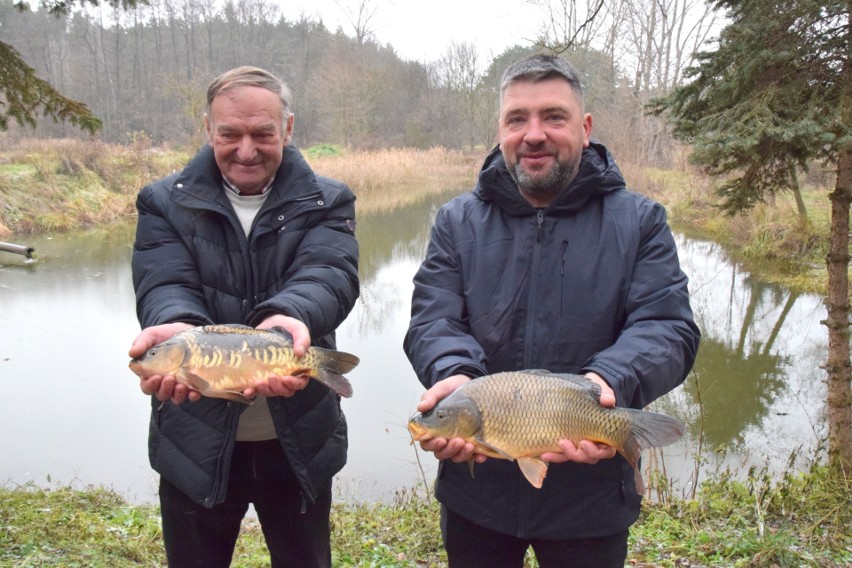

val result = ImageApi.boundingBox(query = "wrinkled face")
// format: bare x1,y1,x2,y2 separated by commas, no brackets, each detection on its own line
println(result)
407,396,481,441
128,342,186,378
498,77,592,207
204,85,294,195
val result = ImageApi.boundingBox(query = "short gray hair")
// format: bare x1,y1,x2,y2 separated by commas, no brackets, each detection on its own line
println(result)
206,66,293,117
499,55,584,105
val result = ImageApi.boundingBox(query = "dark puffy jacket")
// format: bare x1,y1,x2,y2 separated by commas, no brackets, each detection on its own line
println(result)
132,144,359,508
404,142,699,539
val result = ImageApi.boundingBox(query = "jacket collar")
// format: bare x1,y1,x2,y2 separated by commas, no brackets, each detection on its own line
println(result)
475,141,625,216
170,144,320,210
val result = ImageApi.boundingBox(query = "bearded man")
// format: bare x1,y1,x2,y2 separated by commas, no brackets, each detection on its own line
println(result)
404,54,700,568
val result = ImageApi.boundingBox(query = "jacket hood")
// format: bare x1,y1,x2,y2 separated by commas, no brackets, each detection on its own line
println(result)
476,140,626,216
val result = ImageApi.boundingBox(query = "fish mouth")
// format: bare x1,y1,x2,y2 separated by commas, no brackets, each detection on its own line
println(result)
128,359,142,376
406,420,429,442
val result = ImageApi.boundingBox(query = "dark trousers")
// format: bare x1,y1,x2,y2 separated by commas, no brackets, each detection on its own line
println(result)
159,439,332,568
441,505,629,568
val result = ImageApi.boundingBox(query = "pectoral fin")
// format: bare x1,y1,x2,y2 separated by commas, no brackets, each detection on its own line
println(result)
183,372,253,404
474,438,514,461
517,457,548,489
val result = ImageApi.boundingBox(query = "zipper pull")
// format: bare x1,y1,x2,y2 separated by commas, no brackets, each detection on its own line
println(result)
536,210,545,242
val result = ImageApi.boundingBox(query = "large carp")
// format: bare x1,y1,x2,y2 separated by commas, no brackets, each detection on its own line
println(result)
129,324,359,403
407,370,684,491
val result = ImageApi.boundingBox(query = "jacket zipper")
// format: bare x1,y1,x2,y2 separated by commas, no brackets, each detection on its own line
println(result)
560,239,569,314
518,210,546,537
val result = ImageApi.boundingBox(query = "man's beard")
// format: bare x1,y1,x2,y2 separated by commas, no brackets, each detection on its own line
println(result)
510,155,579,203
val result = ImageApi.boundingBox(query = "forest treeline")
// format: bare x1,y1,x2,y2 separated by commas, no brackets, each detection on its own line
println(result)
0,0,708,166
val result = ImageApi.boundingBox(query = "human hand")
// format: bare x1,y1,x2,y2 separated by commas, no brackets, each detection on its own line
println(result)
129,322,200,404
415,374,488,465
539,372,617,464
244,315,312,398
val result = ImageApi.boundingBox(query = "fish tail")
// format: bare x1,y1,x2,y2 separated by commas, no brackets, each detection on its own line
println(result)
316,369,354,398
619,409,685,469
321,350,360,375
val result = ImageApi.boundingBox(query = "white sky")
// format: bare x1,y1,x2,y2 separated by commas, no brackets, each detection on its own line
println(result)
282,0,545,63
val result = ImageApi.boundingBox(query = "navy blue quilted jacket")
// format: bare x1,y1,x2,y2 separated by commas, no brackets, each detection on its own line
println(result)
404,142,699,539
132,144,359,508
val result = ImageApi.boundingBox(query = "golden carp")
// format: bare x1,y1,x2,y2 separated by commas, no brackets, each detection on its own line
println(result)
407,370,684,491
129,324,359,403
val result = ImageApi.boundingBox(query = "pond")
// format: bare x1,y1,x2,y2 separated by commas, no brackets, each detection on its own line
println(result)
0,188,827,504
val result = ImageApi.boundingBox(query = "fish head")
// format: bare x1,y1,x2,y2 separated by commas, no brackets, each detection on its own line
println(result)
128,340,187,378
407,395,481,441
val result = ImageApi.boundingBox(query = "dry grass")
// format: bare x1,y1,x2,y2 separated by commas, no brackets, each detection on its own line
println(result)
0,140,477,236
305,147,479,215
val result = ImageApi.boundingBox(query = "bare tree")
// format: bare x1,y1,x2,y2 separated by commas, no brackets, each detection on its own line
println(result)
333,0,382,45
436,42,496,150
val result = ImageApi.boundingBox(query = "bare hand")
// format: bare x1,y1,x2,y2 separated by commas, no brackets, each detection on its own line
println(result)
129,322,199,404
243,315,312,398
415,374,488,465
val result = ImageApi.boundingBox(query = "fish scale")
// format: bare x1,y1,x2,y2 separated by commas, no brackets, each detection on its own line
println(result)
408,370,684,491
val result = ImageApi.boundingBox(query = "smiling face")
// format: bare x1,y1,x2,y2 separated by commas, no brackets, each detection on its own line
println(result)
498,77,592,208
204,85,294,195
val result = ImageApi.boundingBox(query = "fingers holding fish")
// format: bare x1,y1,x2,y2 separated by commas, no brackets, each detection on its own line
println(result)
139,373,202,404
421,436,488,465
129,322,195,359
540,439,617,465
256,315,311,358
249,373,311,398
417,374,472,413
583,372,616,408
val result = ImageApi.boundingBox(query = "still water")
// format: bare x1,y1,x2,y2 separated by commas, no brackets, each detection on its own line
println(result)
0,189,827,504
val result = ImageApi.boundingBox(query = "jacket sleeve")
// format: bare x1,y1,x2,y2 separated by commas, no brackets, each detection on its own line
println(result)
403,205,489,388
132,184,214,328
581,200,700,409
247,180,360,342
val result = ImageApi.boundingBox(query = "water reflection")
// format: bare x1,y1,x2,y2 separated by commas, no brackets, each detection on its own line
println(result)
0,194,827,505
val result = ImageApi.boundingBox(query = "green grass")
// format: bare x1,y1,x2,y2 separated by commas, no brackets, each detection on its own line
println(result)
2,463,849,567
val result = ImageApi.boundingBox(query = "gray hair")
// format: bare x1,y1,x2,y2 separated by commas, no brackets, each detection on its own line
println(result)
499,55,584,106
206,66,293,117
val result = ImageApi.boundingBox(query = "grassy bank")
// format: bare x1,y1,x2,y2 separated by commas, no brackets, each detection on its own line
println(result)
0,139,477,236
0,139,835,294
2,463,849,567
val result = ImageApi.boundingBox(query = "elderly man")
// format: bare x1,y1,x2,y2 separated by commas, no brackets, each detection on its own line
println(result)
405,54,700,567
128,66,359,568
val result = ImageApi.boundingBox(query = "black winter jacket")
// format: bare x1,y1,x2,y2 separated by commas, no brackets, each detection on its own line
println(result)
404,142,699,539
132,144,359,508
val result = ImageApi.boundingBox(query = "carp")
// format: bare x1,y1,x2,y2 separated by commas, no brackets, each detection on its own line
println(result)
129,324,359,403
407,370,684,491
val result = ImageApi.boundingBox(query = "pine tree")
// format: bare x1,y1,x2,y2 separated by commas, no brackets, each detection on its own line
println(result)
653,0,852,469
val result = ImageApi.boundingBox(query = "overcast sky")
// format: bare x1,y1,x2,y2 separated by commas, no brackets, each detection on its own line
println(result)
284,0,544,63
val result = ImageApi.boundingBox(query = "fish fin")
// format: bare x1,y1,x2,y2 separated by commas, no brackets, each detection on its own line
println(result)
547,372,603,400
621,409,685,462
268,327,295,345
467,458,476,479
316,369,354,398
517,457,548,489
474,438,514,461
212,390,255,404
183,372,253,404
617,409,684,494
182,371,212,393
318,348,360,375
634,467,646,495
